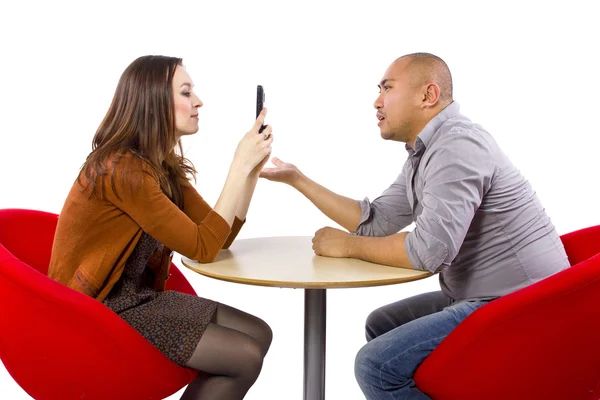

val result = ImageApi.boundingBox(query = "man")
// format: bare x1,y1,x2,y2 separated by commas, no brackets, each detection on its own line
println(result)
260,53,569,399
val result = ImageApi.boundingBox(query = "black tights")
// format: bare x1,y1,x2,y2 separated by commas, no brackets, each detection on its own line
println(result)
181,303,273,400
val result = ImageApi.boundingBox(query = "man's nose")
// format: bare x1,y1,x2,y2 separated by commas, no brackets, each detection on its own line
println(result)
373,94,383,109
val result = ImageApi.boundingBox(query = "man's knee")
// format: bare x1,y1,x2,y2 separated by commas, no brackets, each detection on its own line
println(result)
364,309,383,342
355,335,417,391
365,306,405,342
354,340,384,387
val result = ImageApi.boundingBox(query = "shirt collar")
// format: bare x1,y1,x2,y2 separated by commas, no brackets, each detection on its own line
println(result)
406,101,461,154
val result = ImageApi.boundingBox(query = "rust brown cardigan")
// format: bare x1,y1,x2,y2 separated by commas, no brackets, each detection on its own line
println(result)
48,153,244,302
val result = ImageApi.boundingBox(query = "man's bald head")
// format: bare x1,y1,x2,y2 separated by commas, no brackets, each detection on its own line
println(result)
374,52,454,146
395,53,453,104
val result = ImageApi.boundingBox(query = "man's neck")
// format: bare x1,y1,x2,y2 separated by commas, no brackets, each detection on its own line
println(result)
407,104,450,149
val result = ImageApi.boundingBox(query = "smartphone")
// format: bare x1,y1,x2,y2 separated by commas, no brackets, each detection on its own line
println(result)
256,85,266,133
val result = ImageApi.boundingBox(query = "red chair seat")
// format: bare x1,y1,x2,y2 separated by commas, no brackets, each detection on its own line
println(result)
414,225,600,400
0,208,199,400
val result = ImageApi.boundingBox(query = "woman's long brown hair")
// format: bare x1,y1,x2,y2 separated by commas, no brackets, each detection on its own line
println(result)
79,55,196,208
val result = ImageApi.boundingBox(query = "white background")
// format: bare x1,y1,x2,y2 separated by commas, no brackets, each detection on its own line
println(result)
1,1,599,399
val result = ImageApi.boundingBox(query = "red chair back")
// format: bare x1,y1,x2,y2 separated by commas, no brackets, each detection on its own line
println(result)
0,208,198,400
414,225,600,400
0,208,57,273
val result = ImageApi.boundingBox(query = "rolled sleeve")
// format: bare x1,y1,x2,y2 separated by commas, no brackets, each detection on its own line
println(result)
354,166,414,237
405,228,449,273
405,129,495,272
356,197,374,228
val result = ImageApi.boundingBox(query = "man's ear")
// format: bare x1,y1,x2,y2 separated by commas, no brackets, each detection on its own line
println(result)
421,82,441,108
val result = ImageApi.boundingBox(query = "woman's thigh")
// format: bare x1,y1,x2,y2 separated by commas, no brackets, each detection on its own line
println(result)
185,323,263,376
212,303,273,356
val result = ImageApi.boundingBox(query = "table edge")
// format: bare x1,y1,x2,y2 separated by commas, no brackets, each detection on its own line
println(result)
181,258,432,289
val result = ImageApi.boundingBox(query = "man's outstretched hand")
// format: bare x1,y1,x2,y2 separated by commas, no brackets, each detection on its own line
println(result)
259,157,302,186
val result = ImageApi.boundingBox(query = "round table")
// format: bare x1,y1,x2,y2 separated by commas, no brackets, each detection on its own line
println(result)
182,236,431,400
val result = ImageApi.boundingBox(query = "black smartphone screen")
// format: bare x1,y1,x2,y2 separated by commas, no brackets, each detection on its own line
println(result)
256,85,266,133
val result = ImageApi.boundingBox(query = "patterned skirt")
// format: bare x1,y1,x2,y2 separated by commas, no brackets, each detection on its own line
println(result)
103,233,218,366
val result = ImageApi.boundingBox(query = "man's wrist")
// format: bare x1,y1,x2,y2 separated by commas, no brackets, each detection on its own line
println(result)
292,172,307,191
345,234,359,258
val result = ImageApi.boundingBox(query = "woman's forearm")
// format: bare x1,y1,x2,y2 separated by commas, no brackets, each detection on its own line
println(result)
212,163,248,226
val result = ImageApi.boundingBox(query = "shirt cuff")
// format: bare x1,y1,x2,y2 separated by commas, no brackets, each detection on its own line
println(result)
231,216,246,234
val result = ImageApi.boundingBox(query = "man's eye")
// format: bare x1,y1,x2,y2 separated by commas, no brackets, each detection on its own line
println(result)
384,85,391,90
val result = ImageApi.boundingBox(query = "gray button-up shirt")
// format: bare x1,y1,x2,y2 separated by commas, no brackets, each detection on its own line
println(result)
356,102,569,301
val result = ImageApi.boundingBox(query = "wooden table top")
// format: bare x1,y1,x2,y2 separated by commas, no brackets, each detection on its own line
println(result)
181,236,431,289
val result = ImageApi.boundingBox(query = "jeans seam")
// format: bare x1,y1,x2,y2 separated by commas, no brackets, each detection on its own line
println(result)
446,301,486,325
378,334,448,394
406,305,417,321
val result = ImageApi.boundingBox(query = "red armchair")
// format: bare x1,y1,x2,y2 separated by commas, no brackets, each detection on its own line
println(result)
0,208,199,400
414,225,600,399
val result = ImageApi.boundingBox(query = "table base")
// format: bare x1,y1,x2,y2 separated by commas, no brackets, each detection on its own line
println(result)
304,288,326,400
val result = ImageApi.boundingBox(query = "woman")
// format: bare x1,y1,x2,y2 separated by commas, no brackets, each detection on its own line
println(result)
48,55,274,399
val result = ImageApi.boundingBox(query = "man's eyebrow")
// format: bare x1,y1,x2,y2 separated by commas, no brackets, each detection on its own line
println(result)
378,78,395,88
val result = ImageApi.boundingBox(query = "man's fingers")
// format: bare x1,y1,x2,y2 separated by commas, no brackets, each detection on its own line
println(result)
259,168,279,180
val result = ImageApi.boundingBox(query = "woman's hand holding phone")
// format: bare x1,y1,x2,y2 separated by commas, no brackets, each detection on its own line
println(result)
233,108,273,176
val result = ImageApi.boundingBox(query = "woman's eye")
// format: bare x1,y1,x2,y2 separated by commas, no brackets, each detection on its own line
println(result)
182,92,191,97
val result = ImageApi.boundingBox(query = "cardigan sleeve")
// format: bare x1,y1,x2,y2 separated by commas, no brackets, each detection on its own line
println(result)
181,180,245,249
103,159,232,263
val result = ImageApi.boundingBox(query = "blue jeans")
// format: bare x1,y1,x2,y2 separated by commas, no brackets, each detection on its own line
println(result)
354,291,489,399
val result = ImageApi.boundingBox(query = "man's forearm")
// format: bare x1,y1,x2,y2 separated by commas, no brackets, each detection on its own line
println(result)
348,232,416,269
294,174,362,232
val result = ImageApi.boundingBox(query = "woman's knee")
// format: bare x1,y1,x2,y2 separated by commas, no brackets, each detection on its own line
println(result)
238,337,265,382
253,316,273,356
262,318,273,349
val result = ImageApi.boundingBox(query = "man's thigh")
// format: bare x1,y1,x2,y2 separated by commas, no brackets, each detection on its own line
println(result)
357,300,487,387
365,291,453,341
